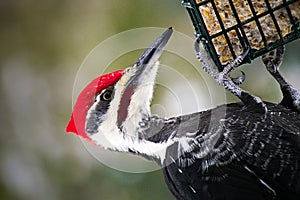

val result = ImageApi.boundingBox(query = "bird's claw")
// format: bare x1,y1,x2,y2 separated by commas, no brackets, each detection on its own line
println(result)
194,38,267,113
262,46,285,74
218,47,250,86
231,47,250,69
231,71,246,85
221,47,250,77
262,47,300,113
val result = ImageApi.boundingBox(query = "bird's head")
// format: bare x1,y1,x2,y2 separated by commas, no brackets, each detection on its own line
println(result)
66,28,173,158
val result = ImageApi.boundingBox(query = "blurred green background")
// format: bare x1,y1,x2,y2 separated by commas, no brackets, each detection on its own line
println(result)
0,1,299,200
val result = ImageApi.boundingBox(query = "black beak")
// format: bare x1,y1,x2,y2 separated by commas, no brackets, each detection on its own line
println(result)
117,27,173,129
125,27,173,87
135,27,173,67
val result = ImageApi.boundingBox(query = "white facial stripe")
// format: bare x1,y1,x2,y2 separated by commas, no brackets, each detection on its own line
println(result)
90,128,174,164
121,61,160,135
88,61,174,163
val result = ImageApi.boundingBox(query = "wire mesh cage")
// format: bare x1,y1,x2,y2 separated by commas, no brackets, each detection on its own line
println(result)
182,0,300,71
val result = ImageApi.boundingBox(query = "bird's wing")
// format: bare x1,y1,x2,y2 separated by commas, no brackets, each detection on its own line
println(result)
163,143,276,200
162,103,300,199
227,104,300,197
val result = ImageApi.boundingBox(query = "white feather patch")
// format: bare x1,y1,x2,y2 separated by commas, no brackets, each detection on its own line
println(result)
89,61,176,164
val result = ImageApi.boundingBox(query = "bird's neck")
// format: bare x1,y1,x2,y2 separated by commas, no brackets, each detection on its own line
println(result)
91,114,177,165
94,108,225,166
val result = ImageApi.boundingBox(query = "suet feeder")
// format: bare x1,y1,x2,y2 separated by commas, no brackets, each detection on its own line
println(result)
182,0,300,71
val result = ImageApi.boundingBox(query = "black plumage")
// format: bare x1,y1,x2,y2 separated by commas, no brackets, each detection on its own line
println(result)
141,102,300,200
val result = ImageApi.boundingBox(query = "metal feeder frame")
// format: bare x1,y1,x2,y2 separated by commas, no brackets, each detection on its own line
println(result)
182,0,300,71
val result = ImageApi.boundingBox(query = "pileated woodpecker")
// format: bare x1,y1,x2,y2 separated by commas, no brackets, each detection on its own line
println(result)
66,27,300,200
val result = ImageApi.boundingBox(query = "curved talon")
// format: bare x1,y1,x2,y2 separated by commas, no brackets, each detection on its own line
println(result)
231,47,250,69
262,47,300,113
222,47,250,77
231,71,246,85
194,38,267,114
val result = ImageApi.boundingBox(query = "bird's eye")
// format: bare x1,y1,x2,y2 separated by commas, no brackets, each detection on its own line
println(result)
101,90,113,101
